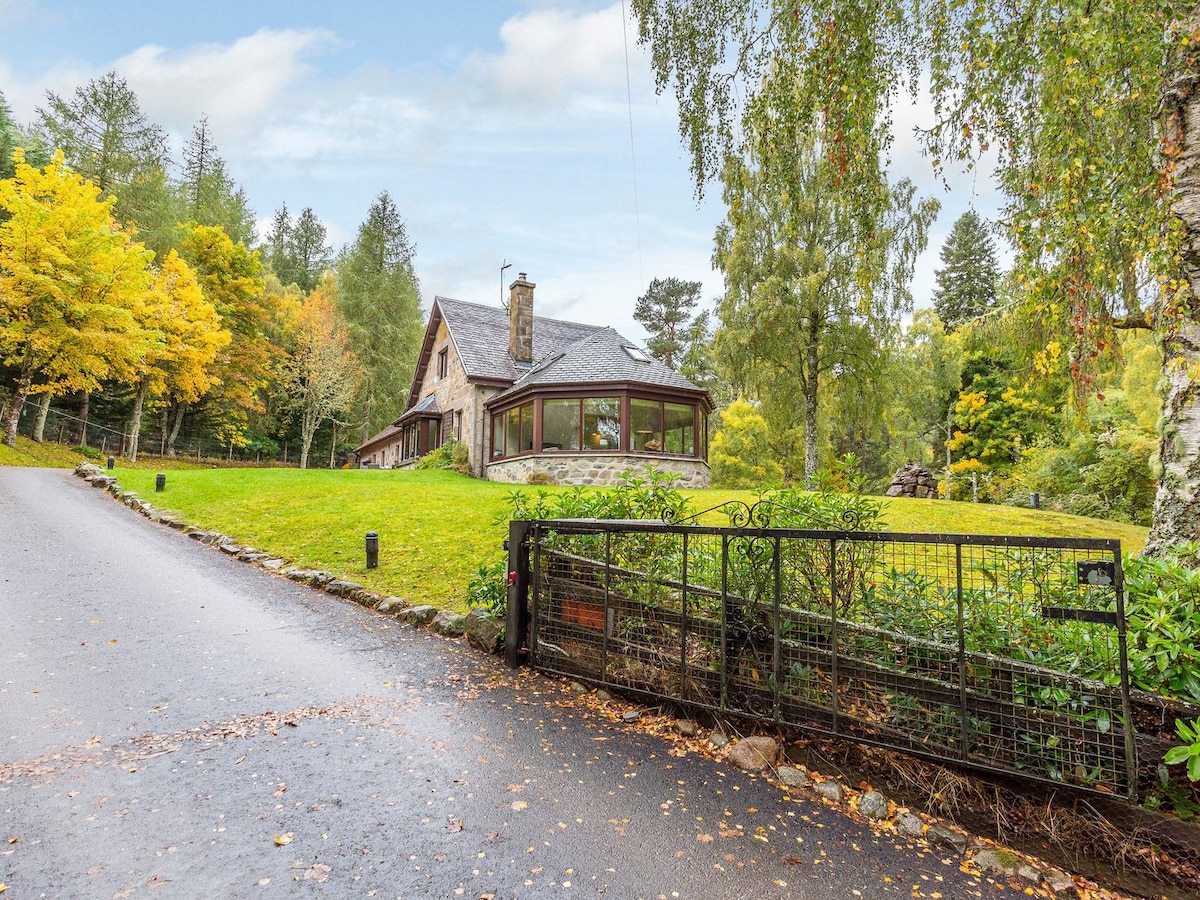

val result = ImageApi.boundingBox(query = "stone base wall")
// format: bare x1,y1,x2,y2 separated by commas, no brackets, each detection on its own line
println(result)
486,453,710,488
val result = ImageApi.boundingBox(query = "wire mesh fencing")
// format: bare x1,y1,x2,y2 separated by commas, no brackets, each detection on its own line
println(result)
525,520,1135,799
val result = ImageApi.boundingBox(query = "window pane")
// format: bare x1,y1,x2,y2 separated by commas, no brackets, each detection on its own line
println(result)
492,414,504,458
542,399,581,451
505,408,519,457
583,397,621,451
519,402,534,453
664,403,695,455
631,399,663,452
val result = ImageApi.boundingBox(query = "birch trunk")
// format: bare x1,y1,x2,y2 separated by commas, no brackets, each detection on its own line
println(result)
1147,41,1200,553
32,394,51,443
126,381,149,463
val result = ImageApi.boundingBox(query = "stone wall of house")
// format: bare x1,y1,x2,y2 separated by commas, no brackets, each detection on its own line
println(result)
422,320,487,475
486,453,711,488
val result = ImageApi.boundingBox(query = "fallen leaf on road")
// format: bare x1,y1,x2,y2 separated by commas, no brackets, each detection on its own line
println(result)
445,817,464,833
303,863,330,883
274,833,294,847
511,800,528,811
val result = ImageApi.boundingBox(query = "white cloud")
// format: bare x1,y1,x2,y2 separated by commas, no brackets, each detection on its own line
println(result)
112,28,342,139
465,2,651,110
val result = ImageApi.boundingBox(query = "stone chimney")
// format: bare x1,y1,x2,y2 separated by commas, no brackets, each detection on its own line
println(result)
508,272,535,364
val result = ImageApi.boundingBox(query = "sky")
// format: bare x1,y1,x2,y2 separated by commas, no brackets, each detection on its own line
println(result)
0,0,1004,343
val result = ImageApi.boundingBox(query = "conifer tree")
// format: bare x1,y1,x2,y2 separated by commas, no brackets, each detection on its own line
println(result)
931,211,999,330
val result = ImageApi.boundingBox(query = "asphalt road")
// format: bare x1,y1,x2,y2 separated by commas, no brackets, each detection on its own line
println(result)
0,466,1016,899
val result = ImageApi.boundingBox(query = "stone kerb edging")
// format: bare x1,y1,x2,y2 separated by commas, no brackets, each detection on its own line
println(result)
72,462,504,655
68,462,1097,896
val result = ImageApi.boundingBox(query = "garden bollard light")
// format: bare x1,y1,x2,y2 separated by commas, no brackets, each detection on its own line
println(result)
365,531,379,569
156,472,166,492
106,456,115,470
1030,492,1040,509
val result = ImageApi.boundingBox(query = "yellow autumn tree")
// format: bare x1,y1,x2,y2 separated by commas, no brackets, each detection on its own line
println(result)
125,250,230,461
0,149,152,446
286,275,360,469
175,224,274,455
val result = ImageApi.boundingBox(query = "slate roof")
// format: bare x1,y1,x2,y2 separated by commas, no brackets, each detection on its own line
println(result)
489,327,708,406
437,296,602,384
396,391,441,422
356,422,402,455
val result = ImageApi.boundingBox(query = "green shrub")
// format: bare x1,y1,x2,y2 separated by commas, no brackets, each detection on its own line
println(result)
416,439,471,475
73,445,103,460
466,559,508,620
1124,544,1200,701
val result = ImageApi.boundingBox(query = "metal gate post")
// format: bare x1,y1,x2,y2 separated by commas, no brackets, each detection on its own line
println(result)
504,520,533,668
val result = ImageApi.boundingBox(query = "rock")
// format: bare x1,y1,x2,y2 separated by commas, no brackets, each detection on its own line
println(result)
974,849,1017,876
1017,865,1042,884
187,530,223,545
401,605,439,626
570,681,589,695
353,591,382,608
727,736,779,772
895,812,925,837
1043,870,1076,896
856,790,888,820
261,558,286,570
674,719,699,737
464,609,503,653
595,689,613,703
708,732,729,749
76,463,102,477
431,609,466,636
622,710,642,722
377,597,407,614
814,781,844,802
325,580,364,598
926,823,968,855
777,766,809,788
218,543,243,555
884,462,939,499
239,551,271,562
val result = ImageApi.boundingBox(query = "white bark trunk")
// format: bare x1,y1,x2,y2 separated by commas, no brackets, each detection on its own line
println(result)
1147,46,1200,552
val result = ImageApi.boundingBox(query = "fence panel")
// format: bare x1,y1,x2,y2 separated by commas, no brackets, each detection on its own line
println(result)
525,519,1135,799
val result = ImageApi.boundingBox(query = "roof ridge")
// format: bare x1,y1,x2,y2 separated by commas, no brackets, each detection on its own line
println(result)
435,294,605,330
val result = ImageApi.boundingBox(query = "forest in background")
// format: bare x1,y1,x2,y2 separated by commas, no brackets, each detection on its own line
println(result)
0,62,1169,526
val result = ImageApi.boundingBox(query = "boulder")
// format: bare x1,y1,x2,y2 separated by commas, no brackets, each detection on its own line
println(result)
777,766,809,789
431,609,466,636
377,597,407,614
401,605,439,626
727,736,779,771
814,780,844,803
927,823,968,855
856,790,888,820
463,609,503,653
325,580,364,598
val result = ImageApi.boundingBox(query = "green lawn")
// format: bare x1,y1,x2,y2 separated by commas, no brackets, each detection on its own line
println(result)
103,467,1148,613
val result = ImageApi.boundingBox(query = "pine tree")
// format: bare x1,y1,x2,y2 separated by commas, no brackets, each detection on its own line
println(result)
931,212,999,330
335,191,423,439
633,276,705,369
290,207,331,293
181,117,256,245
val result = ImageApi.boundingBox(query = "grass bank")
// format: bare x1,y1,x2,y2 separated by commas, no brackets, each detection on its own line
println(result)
107,467,1148,613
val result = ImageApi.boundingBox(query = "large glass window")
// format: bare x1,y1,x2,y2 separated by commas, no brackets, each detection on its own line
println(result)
663,403,695,455
542,399,581,451
631,399,664,452
492,402,534,458
583,397,621,450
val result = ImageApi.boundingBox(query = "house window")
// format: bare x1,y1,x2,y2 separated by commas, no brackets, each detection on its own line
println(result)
583,397,620,450
542,399,581,451
491,402,534,458
632,398,695,455
631,398,664,452
437,348,448,379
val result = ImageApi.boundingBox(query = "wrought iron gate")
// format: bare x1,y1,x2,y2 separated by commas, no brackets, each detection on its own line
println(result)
505,518,1136,799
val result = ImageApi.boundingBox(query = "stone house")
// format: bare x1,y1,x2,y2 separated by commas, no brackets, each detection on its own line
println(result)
355,273,712,487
